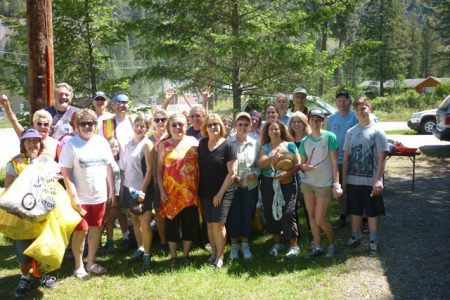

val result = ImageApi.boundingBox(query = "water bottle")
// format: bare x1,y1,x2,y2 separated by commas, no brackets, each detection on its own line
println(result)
129,187,141,199
129,187,144,214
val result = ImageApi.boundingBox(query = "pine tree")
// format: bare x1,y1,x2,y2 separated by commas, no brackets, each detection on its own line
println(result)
358,0,409,95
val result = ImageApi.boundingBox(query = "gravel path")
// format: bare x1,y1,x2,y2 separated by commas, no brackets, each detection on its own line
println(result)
332,156,450,299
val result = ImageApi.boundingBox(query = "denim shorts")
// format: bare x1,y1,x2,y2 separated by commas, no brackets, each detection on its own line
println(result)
15,239,33,266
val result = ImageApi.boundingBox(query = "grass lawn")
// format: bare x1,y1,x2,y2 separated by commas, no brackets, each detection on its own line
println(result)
0,199,369,299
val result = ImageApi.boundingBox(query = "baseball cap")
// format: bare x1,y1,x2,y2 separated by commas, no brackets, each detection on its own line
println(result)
336,91,351,99
309,108,328,119
93,91,108,100
20,128,42,140
235,112,251,123
112,93,129,103
293,87,308,96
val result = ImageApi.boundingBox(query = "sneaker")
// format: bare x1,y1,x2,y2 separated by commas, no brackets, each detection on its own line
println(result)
170,258,177,268
361,220,369,234
241,244,253,260
368,241,378,255
143,254,152,271
39,275,57,289
73,268,90,281
160,243,169,255
346,237,361,248
269,243,284,256
15,277,32,297
183,257,191,265
128,249,144,264
285,246,300,258
309,246,324,257
325,244,337,258
213,258,224,269
229,244,239,261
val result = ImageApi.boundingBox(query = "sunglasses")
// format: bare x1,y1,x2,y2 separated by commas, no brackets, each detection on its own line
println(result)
207,122,219,128
79,121,96,127
171,122,185,128
36,122,50,127
154,118,167,123
94,98,106,101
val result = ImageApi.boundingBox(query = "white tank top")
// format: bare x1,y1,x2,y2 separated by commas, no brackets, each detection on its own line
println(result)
120,137,148,189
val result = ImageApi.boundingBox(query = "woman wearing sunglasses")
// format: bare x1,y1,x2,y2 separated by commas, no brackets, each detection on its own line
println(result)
60,109,115,280
198,114,237,268
157,113,200,267
227,112,260,260
149,109,169,251
1,95,58,159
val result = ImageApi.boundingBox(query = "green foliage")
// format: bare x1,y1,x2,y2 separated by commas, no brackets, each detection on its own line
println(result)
372,90,441,113
53,0,123,96
358,0,410,95
0,11,28,97
432,82,450,99
130,0,338,112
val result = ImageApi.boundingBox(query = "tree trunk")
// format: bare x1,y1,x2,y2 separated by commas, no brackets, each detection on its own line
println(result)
319,23,327,96
85,0,96,96
26,0,54,120
231,0,241,114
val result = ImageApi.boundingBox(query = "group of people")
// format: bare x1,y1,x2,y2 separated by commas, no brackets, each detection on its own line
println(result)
0,84,388,297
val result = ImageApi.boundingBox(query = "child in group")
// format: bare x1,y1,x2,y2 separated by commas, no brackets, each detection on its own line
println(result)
342,96,388,255
100,137,122,255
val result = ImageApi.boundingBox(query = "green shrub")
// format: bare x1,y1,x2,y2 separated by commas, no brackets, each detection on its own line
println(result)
432,82,450,100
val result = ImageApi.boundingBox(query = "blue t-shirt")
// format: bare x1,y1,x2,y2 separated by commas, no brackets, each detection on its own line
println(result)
327,111,357,164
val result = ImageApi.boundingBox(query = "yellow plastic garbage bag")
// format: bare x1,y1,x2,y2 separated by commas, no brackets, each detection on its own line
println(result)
0,188,45,240
24,182,81,273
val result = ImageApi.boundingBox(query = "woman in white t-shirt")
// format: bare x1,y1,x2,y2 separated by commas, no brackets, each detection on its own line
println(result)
298,109,340,258
120,115,155,271
60,109,115,280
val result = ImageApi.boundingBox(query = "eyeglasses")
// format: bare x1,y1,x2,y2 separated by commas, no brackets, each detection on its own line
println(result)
79,121,95,127
207,122,219,128
154,118,167,123
36,122,50,127
171,122,185,128
190,114,202,119
237,123,249,127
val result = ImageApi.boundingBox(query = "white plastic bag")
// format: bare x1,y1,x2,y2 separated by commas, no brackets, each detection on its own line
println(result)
0,158,59,221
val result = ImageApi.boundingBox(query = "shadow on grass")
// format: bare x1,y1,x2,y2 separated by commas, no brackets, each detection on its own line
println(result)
0,238,45,299
379,157,450,298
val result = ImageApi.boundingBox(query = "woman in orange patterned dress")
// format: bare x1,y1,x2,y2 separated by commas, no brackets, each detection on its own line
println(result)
156,113,200,267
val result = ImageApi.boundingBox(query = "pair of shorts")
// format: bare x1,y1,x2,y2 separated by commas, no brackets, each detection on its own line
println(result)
200,189,233,224
346,184,385,217
15,239,33,266
122,185,154,212
75,202,107,231
165,205,199,242
301,182,332,198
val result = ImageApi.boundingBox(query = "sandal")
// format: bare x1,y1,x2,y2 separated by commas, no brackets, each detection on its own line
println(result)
87,263,107,275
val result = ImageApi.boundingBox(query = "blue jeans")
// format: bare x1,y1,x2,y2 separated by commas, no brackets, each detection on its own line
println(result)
227,187,258,239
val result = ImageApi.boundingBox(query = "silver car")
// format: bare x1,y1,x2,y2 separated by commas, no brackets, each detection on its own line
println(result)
432,95,450,141
407,109,437,134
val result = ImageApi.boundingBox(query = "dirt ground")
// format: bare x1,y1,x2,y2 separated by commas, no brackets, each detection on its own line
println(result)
332,156,450,299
